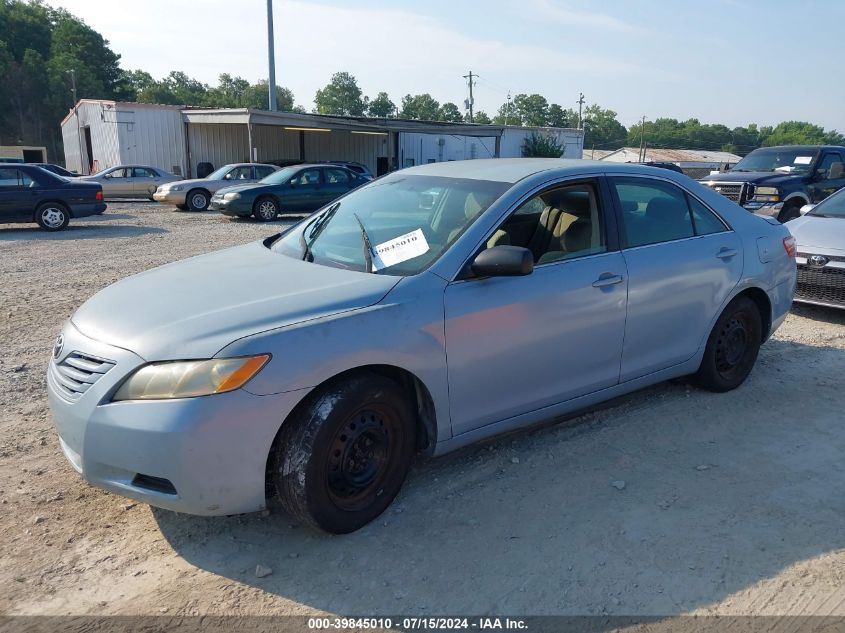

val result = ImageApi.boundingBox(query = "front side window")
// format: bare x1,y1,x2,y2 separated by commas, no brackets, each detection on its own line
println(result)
227,166,252,180
489,182,607,265
291,169,321,186
816,153,845,180
107,168,130,179
272,173,509,275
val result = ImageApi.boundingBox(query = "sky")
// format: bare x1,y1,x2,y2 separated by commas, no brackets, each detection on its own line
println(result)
50,0,845,131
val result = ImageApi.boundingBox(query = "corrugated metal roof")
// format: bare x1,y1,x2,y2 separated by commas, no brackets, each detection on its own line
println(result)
589,146,741,163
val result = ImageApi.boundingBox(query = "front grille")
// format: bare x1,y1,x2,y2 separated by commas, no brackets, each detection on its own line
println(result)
52,351,115,400
795,263,845,307
797,252,845,263
708,182,745,204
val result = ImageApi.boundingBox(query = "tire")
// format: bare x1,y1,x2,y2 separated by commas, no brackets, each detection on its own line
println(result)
35,202,70,231
253,197,279,222
693,296,762,392
186,189,210,212
268,373,415,534
777,200,803,223
176,204,189,211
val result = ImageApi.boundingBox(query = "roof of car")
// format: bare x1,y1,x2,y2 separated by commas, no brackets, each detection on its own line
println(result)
752,145,845,151
394,158,656,183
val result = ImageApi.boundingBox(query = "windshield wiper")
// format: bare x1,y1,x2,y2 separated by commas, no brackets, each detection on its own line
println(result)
353,213,376,274
300,203,340,261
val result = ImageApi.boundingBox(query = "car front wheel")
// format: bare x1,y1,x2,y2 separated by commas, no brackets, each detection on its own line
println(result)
694,296,762,392
269,373,415,533
253,197,279,221
36,203,70,231
187,189,210,211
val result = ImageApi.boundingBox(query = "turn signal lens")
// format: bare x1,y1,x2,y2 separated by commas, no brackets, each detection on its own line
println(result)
112,355,270,401
95,191,104,201
783,236,796,257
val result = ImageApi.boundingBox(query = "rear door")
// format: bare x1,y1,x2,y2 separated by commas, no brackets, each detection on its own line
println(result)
609,176,743,381
132,167,163,197
286,168,324,212
0,167,32,222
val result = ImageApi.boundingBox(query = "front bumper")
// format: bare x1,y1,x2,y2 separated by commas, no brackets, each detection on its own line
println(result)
152,190,187,205
743,201,783,218
210,195,250,216
794,252,845,309
46,321,309,515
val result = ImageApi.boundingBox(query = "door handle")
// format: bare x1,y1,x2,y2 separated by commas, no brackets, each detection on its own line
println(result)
716,247,738,260
592,273,624,288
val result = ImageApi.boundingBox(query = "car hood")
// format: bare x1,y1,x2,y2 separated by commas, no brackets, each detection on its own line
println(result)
701,171,802,186
787,216,845,251
71,240,401,360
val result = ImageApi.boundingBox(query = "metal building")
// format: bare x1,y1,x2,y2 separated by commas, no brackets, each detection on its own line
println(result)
61,101,584,177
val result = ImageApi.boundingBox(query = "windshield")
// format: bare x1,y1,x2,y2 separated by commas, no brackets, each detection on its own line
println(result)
808,189,845,218
259,166,300,185
273,173,509,275
731,148,818,174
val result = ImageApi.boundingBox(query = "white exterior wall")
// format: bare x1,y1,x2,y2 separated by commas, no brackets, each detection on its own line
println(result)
398,133,497,167
498,127,584,159
61,102,121,175
61,102,185,175
114,104,186,176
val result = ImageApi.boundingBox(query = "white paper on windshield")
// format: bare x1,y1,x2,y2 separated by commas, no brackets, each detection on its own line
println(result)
372,229,429,270
794,156,813,165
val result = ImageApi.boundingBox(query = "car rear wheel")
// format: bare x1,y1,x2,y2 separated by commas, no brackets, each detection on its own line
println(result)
253,197,279,222
35,203,70,231
268,373,415,534
693,296,762,392
176,203,189,211
187,189,210,211
777,200,803,223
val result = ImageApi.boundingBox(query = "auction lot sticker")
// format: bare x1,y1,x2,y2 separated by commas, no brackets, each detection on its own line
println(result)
373,229,429,270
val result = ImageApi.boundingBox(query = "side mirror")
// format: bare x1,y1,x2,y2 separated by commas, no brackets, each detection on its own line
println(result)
800,203,815,215
471,246,534,277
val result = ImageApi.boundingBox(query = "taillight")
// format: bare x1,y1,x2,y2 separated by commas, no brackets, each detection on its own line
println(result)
95,190,103,201
783,236,796,257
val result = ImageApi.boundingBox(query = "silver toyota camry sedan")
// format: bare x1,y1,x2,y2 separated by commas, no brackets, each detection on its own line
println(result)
47,159,797,533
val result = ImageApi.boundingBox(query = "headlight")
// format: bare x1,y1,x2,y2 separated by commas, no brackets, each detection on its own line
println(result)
223,192,242,201
170,185,183,192
112,355,270,401
751,186,780,203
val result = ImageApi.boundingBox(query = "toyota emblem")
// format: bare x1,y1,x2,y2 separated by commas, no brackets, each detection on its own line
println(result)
808,255,829,267
53,335,64,360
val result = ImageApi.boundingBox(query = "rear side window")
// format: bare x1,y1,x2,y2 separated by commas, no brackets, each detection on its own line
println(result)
612,178,726,247
325,168,350,184
255,166,276,179
0,167,21,188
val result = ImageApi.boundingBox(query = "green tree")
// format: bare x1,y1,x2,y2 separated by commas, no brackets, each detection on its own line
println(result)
314,71,367,116
583,105,627,150
400,93,440,120
208,73,250,107
241,81,295,111
546,103,574,128
522,132,564,157
437,102,464,123
513,94,549,127
761,121,842,146
367,92,396,117
468,110,492,124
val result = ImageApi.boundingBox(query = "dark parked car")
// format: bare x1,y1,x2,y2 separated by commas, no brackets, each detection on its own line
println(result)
31,163,78,177
700,145,845,223
324,160,375,180
0,163,105,231
642,161,684,174
210,164,368,221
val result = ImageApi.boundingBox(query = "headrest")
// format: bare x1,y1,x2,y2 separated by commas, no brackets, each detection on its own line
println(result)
829,162,844,180
645,196,680,221
564,219,592,252
464,191,495,219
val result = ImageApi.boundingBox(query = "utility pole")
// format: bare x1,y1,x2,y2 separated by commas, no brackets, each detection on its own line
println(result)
266,0,277,111
67,69,85,173
638,115,647,162
462,71,476,122
576,92,585,129
505,92,513,126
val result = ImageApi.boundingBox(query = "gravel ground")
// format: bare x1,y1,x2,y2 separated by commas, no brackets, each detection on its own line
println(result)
1,202,844,617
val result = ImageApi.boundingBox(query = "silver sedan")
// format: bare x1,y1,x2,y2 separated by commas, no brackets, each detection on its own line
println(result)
788,190,845,309
47,159,796,533
153,163,280,211
80,165,180,199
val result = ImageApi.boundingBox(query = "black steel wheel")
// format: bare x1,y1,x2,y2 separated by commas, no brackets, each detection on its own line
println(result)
694,296,762,392
269,373,414,533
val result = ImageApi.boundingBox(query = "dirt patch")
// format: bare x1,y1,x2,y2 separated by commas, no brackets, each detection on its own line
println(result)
1,203,844,616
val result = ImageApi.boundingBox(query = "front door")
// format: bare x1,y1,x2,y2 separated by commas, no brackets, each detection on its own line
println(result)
809,152,845,203
286,167,324,212
609,176,743,382
101,167,134,197
443,179,628,435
